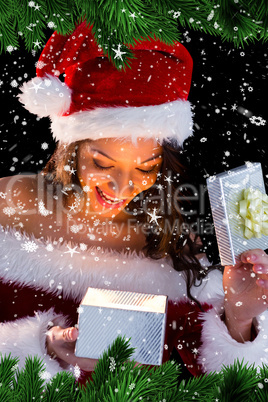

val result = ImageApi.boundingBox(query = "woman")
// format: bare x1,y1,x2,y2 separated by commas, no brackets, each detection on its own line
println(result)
0,22,267,381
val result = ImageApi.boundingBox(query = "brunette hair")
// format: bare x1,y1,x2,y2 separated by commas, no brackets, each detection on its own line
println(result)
42,139,221,310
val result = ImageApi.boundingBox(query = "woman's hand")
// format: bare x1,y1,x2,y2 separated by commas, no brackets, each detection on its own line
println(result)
46,326,98,372
223,249,268,342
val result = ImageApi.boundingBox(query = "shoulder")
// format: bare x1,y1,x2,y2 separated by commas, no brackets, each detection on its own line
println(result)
0,173,39,230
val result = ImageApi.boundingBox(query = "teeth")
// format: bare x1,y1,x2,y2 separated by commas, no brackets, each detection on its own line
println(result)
97,187,122,204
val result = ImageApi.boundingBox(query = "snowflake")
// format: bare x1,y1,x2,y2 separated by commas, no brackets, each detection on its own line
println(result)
38,200,52,216
249,116,266,126
83,185,90,192
28,1,35,6
93,219,100,226
11,363,19,371
147,208,162,225
39,370,51,380
47,21,56,28
164,175,173,184
3,207,16,217
73,364,81,379
235,301,243,307
77,306,84,314
129,383,136,390
200,137,207,142
0,192,7,199
70,224,83,234
207,10,214,21
11,80,18,88
109,357,116,372
173,11,181,18
64,165,71,172
35,60,46,69
142,180,147,185
21,241,39,253
46,244,54,252
64,245,80,257
80,243,87,251
41,142,48,150
224,151,230,156
231,104,238,111
14,231,22,241
7,45,14,52
112,44,126,61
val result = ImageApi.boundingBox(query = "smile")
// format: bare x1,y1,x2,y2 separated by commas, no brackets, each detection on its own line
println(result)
95,186,126,208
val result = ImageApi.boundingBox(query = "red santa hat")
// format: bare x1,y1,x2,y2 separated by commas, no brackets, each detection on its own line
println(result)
18,22,194,146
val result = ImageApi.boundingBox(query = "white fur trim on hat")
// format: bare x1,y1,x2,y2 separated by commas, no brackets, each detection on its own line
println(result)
50,100,193,146
18,74,193,146
18,75,72,118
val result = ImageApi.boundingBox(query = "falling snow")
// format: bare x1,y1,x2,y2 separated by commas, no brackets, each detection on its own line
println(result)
21,241,39,253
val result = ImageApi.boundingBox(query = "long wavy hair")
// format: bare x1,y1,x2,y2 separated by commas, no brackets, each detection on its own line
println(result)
42,139,221,310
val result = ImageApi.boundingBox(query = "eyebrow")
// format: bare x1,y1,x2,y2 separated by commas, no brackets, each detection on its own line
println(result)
91,148,162,164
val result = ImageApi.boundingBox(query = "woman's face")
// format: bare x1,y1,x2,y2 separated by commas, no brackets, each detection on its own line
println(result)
77,137,163,218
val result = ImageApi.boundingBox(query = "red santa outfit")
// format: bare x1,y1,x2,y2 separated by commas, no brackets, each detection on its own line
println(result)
0,224,268,381
1,23,268,381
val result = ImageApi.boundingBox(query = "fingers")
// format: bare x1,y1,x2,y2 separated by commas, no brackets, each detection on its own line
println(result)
62,327,78,343
239,249,268,290
241,249,267,266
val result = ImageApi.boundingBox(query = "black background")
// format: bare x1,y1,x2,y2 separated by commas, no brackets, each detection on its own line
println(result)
0,28,267,264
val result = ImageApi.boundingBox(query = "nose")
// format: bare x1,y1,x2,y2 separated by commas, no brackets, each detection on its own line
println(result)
107,172,135,198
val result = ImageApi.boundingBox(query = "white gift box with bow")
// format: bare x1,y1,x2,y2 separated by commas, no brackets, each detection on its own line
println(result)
207,162,268,266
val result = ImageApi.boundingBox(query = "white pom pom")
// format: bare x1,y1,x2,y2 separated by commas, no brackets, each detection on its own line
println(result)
18,74,72,118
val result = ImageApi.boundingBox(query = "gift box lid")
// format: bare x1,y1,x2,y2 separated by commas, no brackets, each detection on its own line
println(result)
81,287,167,313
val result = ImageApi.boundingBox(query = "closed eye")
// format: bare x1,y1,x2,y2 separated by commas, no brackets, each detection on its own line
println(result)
93,160,113,170
93,159,159,174
137,166,158,174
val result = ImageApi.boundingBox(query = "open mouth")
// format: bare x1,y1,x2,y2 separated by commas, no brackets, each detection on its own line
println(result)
95,186,126,207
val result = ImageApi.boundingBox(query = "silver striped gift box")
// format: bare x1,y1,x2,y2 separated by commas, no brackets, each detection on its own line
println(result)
75,287,167,365
206,162,268,266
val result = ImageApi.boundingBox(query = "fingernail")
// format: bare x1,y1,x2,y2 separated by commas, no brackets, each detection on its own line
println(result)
254,265,263,273
247,254,256,262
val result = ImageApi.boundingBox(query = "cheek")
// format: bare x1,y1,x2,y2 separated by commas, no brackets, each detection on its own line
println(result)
137,175,157,191
78,160,107,186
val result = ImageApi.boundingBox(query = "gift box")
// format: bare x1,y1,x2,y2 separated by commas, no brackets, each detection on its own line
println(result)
206,162,268,266
75,287,167,365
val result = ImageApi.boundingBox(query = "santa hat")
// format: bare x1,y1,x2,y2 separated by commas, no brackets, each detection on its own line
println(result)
18,22,194,146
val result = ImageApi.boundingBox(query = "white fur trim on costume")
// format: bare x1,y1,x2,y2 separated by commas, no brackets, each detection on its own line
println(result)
18,75,72,118
197,304,268,373
0,309,71,381
0,224,224,305
50,100,193,146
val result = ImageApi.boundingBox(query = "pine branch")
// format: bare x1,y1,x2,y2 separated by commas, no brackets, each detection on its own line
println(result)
253,363,268,402
39,0,76,35
11,356,46,401
88,335,136,391
0,352,19,402
43,371,82,402
211,358,261,401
